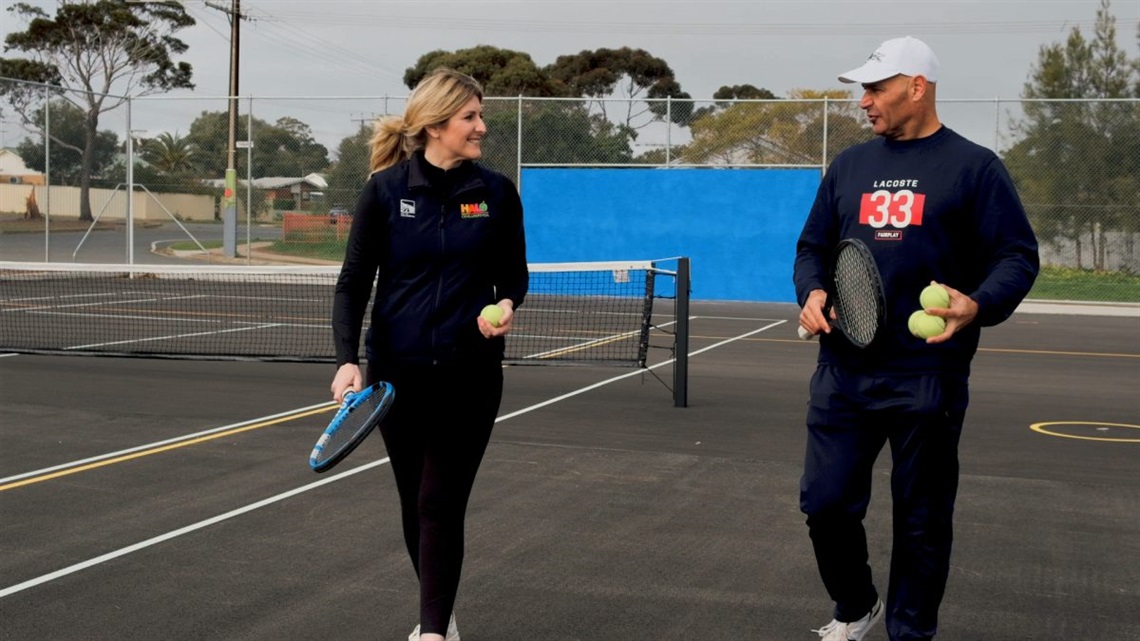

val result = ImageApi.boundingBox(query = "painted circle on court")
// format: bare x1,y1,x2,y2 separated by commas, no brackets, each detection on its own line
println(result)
1030,421,1140,443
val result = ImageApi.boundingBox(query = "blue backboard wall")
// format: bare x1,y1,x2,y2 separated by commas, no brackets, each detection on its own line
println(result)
519,168,820,303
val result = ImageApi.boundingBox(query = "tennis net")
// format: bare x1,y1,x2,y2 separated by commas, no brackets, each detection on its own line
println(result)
0,259,688,373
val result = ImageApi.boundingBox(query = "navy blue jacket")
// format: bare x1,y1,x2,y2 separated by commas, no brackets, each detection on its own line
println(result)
793,126,1039,374
333,150,528,367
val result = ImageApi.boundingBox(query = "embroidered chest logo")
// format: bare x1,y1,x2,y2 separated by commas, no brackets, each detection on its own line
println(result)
399,199,416,218
459,202,490,218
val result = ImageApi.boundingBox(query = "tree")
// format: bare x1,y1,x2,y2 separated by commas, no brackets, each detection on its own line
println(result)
404,46,566,96
184,111,330,179
325,124,373,206
713,85,779,101
479,101,633,178
687,84,781,127
544,47,694,128
255,116,330,177
2,1,195,221
1003,0,1139,271
402,46,636,176
15,99,120,187
675,89,868,166
140,131,198,175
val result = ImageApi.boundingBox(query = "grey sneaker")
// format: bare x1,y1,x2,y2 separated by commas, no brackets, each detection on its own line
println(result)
812,598,884,641
408,614,460,641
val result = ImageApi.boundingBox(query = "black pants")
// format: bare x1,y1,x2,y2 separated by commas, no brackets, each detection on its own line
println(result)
367,359,503,636
799,365,968,641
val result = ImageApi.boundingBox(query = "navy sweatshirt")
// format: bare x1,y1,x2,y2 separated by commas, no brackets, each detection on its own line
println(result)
333,150,528,368
793,126,1039,374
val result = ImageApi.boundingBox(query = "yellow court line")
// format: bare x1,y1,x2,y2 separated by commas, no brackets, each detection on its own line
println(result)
1030,421,1140,443
0,406,334,492
976,347,1140,358
532,333,636,359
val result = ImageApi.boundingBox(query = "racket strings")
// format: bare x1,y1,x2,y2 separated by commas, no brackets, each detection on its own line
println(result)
314,391,386,464
832,247,883,347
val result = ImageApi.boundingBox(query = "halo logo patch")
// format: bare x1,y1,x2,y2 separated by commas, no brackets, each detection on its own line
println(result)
460,202,490,218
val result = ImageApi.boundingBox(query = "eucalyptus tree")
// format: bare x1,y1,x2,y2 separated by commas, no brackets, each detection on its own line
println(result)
1,1,194,220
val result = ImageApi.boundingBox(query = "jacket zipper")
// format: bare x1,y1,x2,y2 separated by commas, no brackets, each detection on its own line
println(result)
431,204,446,364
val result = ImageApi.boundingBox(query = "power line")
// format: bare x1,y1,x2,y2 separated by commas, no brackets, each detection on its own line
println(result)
237,12,1099,37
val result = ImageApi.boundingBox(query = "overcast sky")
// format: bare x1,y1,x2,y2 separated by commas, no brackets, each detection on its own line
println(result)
2,0,1138,153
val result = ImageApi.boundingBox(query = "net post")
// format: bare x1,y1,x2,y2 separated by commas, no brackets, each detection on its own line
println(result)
673,257,690,408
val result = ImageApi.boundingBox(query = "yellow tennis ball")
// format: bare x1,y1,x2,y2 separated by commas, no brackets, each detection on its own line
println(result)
909,311,946,339
919,283,950,309
908,310,926,336
480,304,503,328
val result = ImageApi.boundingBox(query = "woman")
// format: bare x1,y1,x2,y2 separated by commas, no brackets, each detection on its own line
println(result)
331,67,528,641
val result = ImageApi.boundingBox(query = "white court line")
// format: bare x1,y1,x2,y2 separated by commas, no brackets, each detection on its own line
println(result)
0,459,388,599
3,294,206,314
692,315,788,322
497,320,783,421
66,324,283,351
0,318,781,599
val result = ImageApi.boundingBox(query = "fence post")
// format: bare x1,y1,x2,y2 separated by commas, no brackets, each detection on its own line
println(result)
665,96,671,167
994,97,1000,151
246,96,254,264
516,95,523,187
822,96,829,175
126,96,134,264
43,89,51,262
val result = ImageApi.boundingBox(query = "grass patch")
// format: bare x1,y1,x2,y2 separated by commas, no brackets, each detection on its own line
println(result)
1029,266,1140,303
168,240,224,251
269,240,346,262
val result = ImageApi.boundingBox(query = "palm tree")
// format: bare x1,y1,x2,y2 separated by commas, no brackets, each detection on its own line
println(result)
141,131,198,174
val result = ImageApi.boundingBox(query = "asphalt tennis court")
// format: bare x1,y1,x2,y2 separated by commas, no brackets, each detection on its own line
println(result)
1,301,1137,640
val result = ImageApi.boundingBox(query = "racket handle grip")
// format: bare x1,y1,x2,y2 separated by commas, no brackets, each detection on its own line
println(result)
797,325,815,341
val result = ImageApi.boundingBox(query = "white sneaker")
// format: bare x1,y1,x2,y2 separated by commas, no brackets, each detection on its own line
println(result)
446,614,460,641
812,598,883,641
408,614,460,641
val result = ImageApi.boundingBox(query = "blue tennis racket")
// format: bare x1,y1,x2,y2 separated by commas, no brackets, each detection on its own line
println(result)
309,382,395,473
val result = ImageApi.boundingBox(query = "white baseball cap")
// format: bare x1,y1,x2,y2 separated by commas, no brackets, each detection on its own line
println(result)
839,36,940,84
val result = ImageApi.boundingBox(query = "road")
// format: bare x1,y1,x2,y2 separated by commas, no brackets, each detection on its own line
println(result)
0,221,282,265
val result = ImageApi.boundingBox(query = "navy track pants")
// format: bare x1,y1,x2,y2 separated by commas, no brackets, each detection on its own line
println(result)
800,365,969,641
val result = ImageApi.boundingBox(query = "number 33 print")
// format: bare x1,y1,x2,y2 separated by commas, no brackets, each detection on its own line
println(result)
859,189,926,228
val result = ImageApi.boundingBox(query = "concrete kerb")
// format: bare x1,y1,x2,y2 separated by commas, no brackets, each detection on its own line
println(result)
1016,300,1140,317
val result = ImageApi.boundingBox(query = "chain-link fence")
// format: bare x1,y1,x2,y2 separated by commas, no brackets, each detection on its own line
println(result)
2,77,1137,301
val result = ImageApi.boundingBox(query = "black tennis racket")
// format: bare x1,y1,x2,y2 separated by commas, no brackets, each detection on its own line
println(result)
797,238,886,349
309,381,395,473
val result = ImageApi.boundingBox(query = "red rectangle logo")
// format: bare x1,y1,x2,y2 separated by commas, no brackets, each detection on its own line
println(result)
859,191,925,228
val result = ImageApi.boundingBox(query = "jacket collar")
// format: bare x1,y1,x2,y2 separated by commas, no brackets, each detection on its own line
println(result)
408,149,483,195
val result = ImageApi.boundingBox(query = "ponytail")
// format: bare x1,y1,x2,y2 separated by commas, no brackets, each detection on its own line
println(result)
369,116,415,174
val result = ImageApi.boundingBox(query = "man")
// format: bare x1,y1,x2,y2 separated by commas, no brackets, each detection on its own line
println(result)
793,36,1039,641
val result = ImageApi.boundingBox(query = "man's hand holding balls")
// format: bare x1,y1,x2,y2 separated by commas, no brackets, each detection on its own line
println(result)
913,281,979,345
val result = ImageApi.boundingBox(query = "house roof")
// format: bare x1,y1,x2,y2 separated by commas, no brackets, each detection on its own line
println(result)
0,148,42,176
203,172,328,190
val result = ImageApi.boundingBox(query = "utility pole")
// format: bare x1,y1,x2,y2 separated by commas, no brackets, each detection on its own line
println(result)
225,0,241,257
205,0,246,258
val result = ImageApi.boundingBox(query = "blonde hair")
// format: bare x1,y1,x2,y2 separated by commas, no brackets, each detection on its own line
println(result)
369,68,485,174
